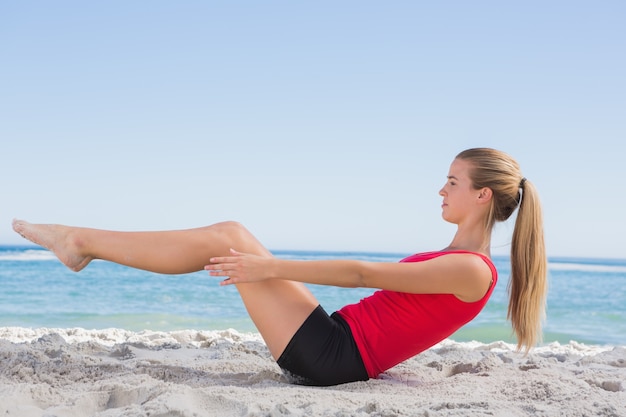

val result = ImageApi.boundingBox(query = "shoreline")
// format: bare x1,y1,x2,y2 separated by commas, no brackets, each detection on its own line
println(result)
1,318,622,347
1,327,624,416
1,325,623,351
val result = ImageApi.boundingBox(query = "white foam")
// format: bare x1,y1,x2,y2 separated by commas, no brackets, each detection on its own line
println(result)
0,326,618,358
0,326,263,347
548,261,626,273
433,338,615,356
0,249,56,261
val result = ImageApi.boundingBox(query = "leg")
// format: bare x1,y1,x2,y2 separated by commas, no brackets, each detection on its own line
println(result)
12,219,320,359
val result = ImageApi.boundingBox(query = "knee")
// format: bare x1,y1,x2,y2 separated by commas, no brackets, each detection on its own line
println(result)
212,220,248,236
212,221,267,254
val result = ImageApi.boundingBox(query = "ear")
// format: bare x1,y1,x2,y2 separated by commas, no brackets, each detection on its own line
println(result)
477,187,493,204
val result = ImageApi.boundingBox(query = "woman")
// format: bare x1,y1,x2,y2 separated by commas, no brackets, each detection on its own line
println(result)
12,147,547,386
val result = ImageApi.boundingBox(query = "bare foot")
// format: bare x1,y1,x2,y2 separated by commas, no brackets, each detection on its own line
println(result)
12,219,92,272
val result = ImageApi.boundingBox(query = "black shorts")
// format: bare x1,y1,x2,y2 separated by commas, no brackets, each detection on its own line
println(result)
276,305,369,386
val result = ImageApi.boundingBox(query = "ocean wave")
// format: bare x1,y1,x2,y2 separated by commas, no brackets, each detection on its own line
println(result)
0,326,263,347
0,327,620,357
548,262,626,274
0,249,56,261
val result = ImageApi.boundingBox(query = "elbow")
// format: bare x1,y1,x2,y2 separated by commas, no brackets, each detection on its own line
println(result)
355,273,366,288
356,261,372,288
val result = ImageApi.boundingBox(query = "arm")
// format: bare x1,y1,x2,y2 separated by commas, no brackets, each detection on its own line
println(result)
205,249,493,302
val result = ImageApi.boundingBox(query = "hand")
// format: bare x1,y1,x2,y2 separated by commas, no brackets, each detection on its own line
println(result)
205,248,272,285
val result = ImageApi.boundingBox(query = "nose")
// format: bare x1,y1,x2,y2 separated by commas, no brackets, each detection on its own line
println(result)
439,186,446,197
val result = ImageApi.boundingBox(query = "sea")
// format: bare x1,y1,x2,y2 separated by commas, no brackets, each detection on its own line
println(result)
0,245,624,347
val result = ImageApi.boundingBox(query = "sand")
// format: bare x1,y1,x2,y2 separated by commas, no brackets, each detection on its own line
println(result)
0,327,624,417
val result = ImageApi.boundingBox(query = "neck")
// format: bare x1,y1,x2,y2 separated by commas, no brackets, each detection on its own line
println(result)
444,224,491,256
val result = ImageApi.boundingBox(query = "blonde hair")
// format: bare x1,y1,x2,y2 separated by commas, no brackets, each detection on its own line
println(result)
456,148,547,352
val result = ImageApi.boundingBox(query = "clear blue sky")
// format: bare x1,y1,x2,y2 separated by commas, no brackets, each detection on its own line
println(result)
1,1,624,259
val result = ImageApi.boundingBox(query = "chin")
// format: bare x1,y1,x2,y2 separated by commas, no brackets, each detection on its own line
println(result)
441,213,457,224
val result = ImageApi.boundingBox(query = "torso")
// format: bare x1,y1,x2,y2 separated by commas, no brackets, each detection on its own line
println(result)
337,250,498,378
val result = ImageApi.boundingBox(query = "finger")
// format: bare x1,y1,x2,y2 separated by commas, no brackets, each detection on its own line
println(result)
207,269,229,276
208,263,238,272
206,257,237,267
208,249,245,265
220,277,236,286
229,248,244,256
205,263,227,271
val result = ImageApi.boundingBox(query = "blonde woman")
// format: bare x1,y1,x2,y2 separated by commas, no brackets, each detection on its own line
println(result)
13,147,547,386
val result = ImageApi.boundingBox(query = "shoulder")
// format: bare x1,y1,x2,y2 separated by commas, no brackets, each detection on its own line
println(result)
413,251,490,274
444,251,493,271
404,251,493,274
421,250,492,270
432,252,494,302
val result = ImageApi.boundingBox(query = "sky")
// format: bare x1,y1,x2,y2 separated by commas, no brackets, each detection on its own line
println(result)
1,1,624,259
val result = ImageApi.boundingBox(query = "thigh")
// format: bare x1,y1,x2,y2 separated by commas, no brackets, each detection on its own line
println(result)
234,278,320,360
224,223,321,360
276,306,369,386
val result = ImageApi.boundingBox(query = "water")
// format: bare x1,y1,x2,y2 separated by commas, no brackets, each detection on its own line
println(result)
0,246,624,346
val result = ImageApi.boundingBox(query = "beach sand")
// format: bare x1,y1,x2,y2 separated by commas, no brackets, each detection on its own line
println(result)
0,328,624,417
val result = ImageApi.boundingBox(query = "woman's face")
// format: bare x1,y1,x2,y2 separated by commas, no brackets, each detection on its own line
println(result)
438,158,479,224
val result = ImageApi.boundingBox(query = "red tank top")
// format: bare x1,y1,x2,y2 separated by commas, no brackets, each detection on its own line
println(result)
336,250,497,378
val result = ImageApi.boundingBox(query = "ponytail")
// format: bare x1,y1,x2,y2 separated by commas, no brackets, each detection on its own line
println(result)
509,179,548,352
